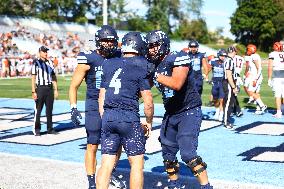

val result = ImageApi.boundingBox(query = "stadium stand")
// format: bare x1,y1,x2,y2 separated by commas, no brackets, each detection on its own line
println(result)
0,16,216,78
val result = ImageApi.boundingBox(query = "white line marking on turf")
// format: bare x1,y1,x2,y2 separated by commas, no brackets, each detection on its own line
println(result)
251,152,284,162
240,123,284,136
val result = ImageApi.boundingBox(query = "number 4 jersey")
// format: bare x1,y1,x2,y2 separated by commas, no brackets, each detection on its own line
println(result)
101,56,151,114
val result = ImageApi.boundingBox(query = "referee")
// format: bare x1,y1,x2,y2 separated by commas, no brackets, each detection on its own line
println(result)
31,46,59,136
223,47,238,129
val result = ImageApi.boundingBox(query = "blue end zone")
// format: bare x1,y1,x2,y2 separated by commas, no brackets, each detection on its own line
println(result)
0,98,284,188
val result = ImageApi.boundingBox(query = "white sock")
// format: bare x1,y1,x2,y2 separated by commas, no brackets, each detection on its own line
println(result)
277,110,282,115
215,108,220,115
256,98,265,107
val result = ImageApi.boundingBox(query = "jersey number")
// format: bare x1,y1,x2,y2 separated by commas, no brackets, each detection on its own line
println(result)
109,68,122,94
279,54,284,63
236,58,243,68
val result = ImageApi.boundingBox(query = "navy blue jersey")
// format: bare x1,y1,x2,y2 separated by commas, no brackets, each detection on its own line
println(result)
77,50,121,100
188,52,206,77
101,56,151,114
210,59,224,81
154,51,201,114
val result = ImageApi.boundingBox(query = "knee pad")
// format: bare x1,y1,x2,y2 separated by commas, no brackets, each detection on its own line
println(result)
186,156,207,176
163,159,179,176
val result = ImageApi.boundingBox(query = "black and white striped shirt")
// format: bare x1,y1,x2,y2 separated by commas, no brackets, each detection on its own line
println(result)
31,58,55,86
224,57,236,80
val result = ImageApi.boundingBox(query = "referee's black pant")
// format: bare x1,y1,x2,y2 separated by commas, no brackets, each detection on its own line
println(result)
34,85,54,132
222,80,235,124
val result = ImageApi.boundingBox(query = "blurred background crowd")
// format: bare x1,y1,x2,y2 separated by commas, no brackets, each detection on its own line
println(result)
0,22,85,78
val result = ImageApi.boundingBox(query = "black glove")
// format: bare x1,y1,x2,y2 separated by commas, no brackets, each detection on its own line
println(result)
71,108,82,126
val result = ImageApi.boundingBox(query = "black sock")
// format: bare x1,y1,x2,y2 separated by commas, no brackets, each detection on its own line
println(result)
87,174,96,188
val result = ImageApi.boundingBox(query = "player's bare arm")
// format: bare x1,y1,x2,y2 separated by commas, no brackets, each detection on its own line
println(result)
156,66,189,91
69,64,90,105
98,88,106,117
140,89,154,136
253,59,262,82
267,59,273,86
202,57,209,79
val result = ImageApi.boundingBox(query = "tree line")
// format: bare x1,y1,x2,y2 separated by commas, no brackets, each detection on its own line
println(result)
1,0,283,51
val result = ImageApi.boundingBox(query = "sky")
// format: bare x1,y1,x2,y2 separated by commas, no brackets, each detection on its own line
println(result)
125,0,237,39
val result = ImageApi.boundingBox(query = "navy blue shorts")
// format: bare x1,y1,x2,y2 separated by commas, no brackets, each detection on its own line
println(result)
101,109,146,156
160,107,202,163
211,80,225,99
85,99,101,144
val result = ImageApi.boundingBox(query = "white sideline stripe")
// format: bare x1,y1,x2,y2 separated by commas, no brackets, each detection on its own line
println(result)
41,113,85,122
251,152,284,162
0,108,27,114
240,124,284,136
0,127,86,145
0,120,33,131
0,113,30,120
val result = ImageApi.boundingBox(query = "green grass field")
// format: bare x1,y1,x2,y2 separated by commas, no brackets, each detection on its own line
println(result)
0,64,276,109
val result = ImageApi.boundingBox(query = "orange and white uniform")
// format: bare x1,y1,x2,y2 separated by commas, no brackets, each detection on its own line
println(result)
244,53,263,92
269,50,284,97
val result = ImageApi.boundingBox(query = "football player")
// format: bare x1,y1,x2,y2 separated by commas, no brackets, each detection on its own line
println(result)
146,30,212,189
208,49,226,121
268,42,284,118
96,32,153,189
243,44,267,114
187,40,209,96
69,25,125,189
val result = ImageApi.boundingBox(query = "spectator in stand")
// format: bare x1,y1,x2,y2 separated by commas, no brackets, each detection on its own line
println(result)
1,57,10,77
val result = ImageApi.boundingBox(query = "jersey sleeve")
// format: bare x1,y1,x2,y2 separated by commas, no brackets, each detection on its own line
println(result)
31,59,37,75
269,52,274,60
77,51,89,64
252,54,261,62
172,51,192,67
139,62,151,91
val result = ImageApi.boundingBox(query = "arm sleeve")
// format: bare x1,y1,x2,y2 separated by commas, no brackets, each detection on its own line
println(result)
77,52,88,64
268,52,274,60
173,52,192,67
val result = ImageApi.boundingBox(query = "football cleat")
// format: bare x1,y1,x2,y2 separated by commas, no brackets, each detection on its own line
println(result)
110,174,126,189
